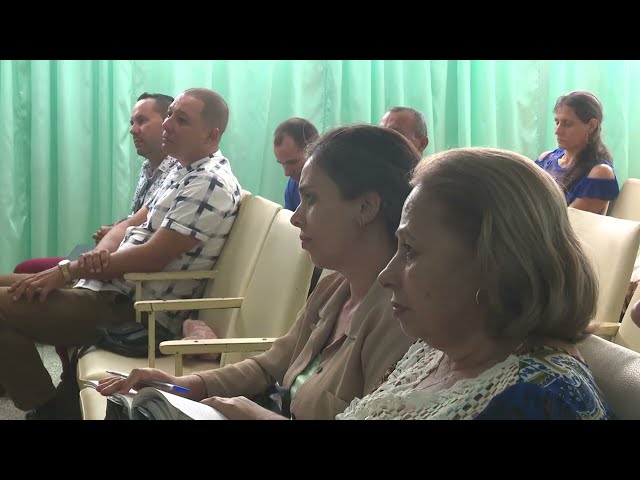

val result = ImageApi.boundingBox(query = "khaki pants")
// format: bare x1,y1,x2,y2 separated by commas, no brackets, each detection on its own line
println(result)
0,274,134,410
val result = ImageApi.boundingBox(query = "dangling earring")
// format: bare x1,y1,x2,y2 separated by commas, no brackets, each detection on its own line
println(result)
475,289,483,306
357,217,364,232
586,133,591,144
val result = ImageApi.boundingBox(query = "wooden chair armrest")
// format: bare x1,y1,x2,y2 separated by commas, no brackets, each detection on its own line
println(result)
136,297,242,370
159,337,276,376
135,297,243,312
160,337,276,355
124,270,218,281
124,270,230,371
592,322,621,337
127,270,218,323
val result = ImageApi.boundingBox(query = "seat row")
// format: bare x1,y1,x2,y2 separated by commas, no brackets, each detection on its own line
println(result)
78,192,315,419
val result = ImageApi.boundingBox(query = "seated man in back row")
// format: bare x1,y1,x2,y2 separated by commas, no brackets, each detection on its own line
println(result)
273,117,320,212
24,92,179,381
0,87,241,419
380,106,429,156
14,92,178,273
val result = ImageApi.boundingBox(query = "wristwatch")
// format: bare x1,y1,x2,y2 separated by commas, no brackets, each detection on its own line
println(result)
57,259,74,284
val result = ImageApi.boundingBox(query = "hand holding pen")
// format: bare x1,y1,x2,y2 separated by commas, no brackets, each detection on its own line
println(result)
105,370,190,394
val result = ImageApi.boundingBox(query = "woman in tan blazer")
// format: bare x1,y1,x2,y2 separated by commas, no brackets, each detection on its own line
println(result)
97,124,419,419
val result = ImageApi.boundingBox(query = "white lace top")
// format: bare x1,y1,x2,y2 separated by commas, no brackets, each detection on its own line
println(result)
337,339,613,420
337,341,521,420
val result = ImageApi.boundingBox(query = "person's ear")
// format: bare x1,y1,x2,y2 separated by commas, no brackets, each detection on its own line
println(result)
418,135,429,154
359,191,382,226
208,126,221,144
588,118,598,134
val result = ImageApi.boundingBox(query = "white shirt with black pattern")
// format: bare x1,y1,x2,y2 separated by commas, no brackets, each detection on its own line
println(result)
76,150,242,336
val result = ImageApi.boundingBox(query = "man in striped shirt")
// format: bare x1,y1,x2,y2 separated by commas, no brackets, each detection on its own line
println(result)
0,88,241,419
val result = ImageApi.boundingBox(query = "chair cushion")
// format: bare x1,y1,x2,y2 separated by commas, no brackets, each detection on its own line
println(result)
80,387,109,420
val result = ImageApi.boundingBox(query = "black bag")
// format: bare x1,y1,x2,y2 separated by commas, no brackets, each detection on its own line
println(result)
93,321,176,358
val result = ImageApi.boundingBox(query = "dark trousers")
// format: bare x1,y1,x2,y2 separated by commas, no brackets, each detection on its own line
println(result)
0,274,134,410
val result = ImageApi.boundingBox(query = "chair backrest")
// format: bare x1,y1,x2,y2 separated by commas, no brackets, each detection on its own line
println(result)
609,178,640,285
614,283,640,352
200,194,282,337
221,208,315,365
577,334,640,420
609,178,640,222
567,207,640,326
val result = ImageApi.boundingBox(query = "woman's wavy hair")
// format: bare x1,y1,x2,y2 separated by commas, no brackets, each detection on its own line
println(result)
411,147,598,342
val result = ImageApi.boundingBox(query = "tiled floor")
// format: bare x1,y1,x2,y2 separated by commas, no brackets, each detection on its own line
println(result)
0,344,63,420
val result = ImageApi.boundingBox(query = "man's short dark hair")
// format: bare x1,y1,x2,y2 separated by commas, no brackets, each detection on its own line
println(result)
388,106,428,138
274,118,320,149
183,88,230,134
137,92,174,118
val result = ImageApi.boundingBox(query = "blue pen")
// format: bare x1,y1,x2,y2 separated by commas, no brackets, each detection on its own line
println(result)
106,370,190,394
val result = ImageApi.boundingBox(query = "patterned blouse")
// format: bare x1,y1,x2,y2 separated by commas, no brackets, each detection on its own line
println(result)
337,340,614,420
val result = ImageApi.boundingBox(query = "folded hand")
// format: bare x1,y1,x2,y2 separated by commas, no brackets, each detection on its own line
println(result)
77,249,110,274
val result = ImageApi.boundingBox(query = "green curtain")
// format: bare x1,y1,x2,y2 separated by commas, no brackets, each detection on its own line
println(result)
1,59,638,273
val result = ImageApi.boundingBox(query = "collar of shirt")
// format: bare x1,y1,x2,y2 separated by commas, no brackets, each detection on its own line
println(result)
143,156,178,179
175,150,224,175
157,155,178,172
140,159,153,180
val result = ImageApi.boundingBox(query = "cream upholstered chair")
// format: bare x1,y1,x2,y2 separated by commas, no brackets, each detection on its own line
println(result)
593,281,640,353
75,193,281,384
577,334,640,420
567,207,640,327
79,206,314,419
609,178,640,284
157,207,314,368
79,388,108,421
608,178,640,221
